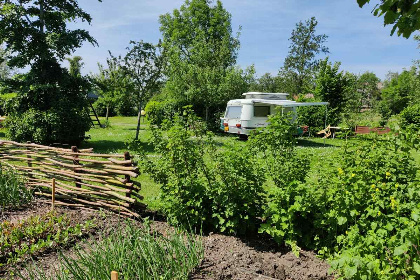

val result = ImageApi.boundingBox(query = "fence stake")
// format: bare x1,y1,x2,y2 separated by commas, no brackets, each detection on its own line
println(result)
71,146,81,188
51,178,56,211
111,271,118,280
124,152,131,198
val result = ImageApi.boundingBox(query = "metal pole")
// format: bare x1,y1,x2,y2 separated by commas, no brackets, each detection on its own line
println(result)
324,106,328,146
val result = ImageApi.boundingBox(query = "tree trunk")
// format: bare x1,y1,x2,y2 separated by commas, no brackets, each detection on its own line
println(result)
135,101,142,140
106,106,109,121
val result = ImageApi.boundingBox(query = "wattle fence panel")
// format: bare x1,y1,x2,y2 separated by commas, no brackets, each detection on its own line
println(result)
0,140,145,217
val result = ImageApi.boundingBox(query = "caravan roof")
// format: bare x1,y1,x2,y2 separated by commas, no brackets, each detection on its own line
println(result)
227,98,328,108
242,92,288,100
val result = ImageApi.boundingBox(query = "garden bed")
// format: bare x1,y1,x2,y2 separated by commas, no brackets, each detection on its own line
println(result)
2,201,332,280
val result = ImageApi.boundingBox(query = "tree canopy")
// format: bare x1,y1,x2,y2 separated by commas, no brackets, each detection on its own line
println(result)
158,0,250,128
0,0,99,144
282,17,329,95
357,0,420,38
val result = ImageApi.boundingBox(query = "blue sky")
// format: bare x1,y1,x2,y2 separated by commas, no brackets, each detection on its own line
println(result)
70,0,420,80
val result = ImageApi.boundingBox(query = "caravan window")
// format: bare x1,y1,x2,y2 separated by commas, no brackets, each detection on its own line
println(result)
254,106,270,117
226,106,242,119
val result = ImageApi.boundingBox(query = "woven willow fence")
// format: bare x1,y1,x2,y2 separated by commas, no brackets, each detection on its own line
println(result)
0,140,145,217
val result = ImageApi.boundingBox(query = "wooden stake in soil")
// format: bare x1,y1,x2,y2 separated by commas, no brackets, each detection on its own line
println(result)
51,178,56,211
111,271,118,280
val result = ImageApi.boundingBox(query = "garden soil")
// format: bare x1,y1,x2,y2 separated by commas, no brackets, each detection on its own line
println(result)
4,201,332,280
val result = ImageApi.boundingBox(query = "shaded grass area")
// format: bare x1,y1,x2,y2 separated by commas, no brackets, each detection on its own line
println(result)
17,221,203,280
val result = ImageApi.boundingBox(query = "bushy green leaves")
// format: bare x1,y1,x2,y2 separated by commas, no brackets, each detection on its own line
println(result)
0,167,31,210
143,108,265,234
357,0,420,38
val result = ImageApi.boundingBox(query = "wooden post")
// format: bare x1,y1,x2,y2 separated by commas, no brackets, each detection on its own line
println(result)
27,141,33,179
111,271,118,280
51,178,56,211
124,152,131,198
72,146,81,188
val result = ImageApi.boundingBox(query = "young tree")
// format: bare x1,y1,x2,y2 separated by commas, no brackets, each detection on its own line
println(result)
91,58,132,121
314,58,351,125
282,17,329,95
356,71,381,110
66,56,84,77
0,0,99,144
121,41,164,139
357,0,420,38
159,0,246,128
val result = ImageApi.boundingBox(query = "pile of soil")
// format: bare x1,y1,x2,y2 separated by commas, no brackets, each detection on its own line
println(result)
3,202,333,280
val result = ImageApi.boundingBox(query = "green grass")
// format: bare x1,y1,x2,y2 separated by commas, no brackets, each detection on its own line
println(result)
17,220,203,280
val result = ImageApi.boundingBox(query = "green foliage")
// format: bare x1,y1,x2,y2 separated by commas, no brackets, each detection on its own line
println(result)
143,108,265,234
0,0,98,145
282,17,329,94
0,212,95,267
0,167,31,210
17,220,203,280
159,0,253,129
400,103,420,129
379,69,416,121
66,56,84,77
259,128,419,279
315,58,353,125
357,0,420,38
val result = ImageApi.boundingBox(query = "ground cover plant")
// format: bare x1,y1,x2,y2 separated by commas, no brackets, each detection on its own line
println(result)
18,220,203,280
0,166,31,211
0,211,96,269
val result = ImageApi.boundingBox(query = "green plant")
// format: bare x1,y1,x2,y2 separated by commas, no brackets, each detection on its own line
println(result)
0,212,95,267
400,103,420,129
17,220,203,280
143,108,265,234
0,166,31,210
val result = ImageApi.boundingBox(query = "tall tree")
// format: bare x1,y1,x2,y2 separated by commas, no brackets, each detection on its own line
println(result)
159,0,246,128
0,0,99,144
357,0,420,38
120,41,164,140
282,17,329,95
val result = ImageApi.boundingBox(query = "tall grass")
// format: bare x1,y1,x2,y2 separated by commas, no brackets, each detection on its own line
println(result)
18,220,203,280
0,166,31,210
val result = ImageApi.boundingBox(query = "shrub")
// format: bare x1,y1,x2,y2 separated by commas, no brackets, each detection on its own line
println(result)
400,103,420,129
144,99,178,126
0,167,31,210
260,130,420,279
93,97,116,117
143,108,265,234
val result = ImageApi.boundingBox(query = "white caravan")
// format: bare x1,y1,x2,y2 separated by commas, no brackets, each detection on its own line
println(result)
221,92,328,138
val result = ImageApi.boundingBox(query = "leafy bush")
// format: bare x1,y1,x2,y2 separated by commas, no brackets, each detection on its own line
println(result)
5,62,91,145
259,129,420,279
18,220,203,280
144,99,178,126
249,112,311,187
0,167,31,210
93,97,117,117
143,108,265,234
400,103,420,129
